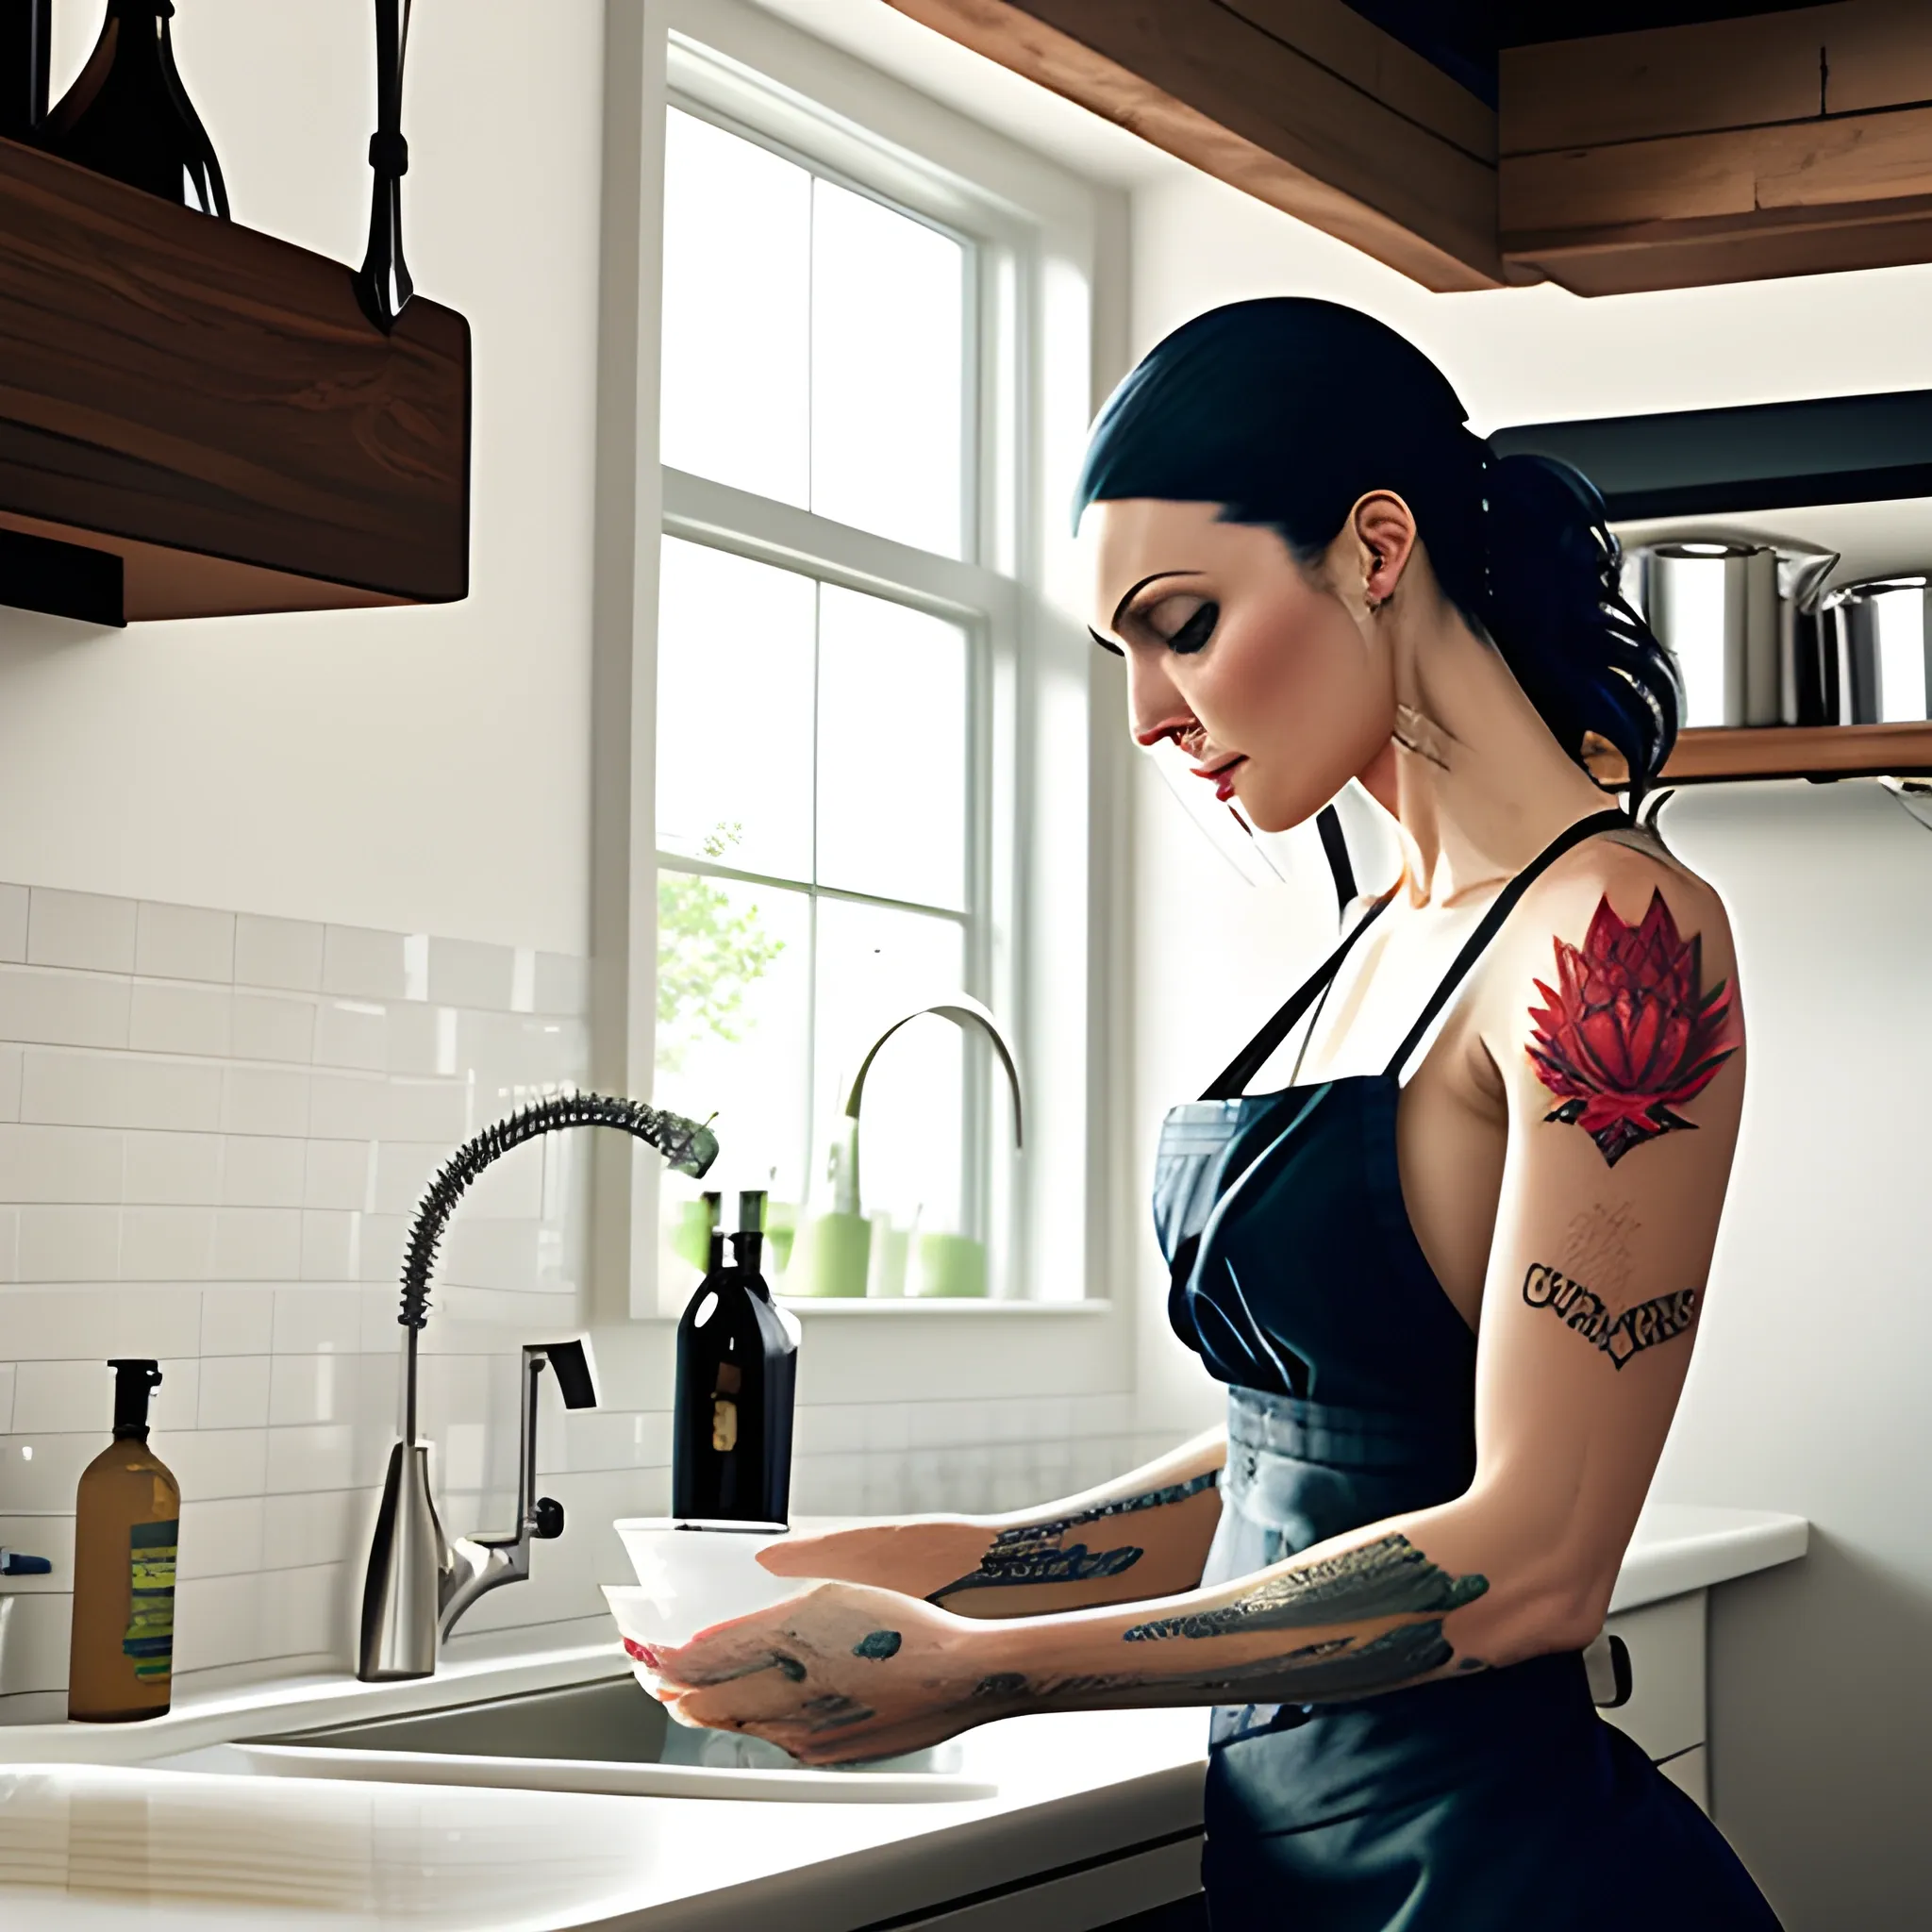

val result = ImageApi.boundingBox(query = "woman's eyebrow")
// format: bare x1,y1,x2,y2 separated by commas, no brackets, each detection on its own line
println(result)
1110,570,1203,631
1088,627,1124,657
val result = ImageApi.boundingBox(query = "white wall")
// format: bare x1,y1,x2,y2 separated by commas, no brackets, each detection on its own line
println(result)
0,1,607,953
1126,164,1932,1927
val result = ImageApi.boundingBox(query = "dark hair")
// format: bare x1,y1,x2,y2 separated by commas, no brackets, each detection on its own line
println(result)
1074,298,1679,795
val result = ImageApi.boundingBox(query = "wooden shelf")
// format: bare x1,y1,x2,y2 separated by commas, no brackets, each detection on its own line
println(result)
0,134,468,624
1663,723,1932,783
1590,723,1932,787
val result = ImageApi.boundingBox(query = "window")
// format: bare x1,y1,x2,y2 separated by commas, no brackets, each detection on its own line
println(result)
621,11,1111,1311
651,98,995,1287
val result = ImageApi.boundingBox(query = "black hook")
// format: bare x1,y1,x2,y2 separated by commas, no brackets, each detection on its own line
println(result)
353,0,413,333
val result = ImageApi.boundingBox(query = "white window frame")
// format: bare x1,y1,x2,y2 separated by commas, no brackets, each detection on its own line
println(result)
590,0,1128,1331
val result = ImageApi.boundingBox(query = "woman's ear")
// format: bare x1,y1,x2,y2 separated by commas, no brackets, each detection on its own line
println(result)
1352,491,1417,609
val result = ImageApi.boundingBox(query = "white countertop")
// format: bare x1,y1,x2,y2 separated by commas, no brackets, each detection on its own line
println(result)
0,1503,1808,1930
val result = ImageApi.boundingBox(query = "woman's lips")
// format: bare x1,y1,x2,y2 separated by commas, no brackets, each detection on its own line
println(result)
1191,755,1246,801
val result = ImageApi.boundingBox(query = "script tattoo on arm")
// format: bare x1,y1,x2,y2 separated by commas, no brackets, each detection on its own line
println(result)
927,1470,1220,1603
959,1534,1491,1717
1527,890,1738,1168
1522,1262,1700,1369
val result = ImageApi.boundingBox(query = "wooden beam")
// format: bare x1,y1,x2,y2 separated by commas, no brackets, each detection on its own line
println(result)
0,134,468,619
1501,1,1932,293
884,0,1504,291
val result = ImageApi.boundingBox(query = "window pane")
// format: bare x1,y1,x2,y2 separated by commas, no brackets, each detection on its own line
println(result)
815,586,969,910
812,898,966,1234
660,109,809,504
656,873,810,1206
809,179,965,558
656,539,815,883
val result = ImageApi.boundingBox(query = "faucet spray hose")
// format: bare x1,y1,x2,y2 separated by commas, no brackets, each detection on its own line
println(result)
397,1092,718,1330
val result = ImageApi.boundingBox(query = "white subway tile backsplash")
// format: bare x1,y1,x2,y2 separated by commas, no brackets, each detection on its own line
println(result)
314,1000,388,1073
200,1288,275,1357
261,1488,359,1572
178,1495,266,1578
230,991,316,1065
25,1050,224,1133
163,1427,268,1501
0,965,130,1049
222,1136,308,1208
0,881,1138,1696
196,1354,271,1429
233,915,325,992
322,926,408,1002
209,1208,302,1280
18,1205,120,1281
301,1140,374,1212
265,1424,356,1494
270,1287,363,1357
124,1130,222,1205
129,980,231,1057
120,1206,216,1281
0,1433,97,1510
12,1360,111,1436
308,1071,385,1141
0,886,27,964
0,1124,124,1205
298,1209,359,1282
381,1076,470,1145
428,938,515,1011
135,903,236,984
220,1065,308,1138
26,890,136,973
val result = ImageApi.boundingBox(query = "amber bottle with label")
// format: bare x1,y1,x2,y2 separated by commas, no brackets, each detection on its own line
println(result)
68,1359,178,1722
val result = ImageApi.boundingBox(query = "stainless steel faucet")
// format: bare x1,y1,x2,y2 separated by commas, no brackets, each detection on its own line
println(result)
357,1093,718,1682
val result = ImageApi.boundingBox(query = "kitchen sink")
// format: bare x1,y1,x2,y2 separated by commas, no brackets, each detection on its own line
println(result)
217,1674,996,1804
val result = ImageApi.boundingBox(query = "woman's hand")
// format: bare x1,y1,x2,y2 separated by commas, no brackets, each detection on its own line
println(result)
649,1581,1019,1765
756,1519,993,1600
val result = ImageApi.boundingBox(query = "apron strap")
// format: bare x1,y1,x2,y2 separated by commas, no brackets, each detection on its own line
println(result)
1382,806,1632,1082
1203,891,1392,1101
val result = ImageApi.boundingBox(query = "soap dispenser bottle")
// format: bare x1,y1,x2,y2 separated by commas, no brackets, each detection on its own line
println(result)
673,1190,798,1524
69,1358,178,1723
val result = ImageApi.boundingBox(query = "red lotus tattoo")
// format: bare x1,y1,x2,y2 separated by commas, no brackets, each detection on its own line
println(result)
1527,891,1737,1168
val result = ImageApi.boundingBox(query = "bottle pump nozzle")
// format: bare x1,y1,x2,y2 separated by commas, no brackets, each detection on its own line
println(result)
108,1359,162,1441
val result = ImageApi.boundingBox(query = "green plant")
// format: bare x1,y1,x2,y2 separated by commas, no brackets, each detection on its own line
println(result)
657,825,786,1074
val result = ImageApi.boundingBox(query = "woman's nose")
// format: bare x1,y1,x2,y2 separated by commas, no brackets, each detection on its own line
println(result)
1127,651,1193,748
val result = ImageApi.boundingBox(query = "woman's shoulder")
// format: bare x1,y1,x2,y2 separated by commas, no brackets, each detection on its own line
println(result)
1489,817,1740,1009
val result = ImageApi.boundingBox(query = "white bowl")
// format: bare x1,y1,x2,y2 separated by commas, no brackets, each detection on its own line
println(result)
608,1518,822,1657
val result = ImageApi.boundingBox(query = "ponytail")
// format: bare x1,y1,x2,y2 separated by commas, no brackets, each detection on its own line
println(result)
1469,450,1681,797
1074,299,1683,796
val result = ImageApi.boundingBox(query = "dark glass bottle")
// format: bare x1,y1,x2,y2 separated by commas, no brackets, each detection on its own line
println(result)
40,0,228,217
673,1190,798,1524
69,1359,179,1723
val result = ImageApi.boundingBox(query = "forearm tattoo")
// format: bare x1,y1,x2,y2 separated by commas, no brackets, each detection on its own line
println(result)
928,1470,1220,1603
1527,890,1737,1167
1523,1262,1700,1369
969,1534,1490,1717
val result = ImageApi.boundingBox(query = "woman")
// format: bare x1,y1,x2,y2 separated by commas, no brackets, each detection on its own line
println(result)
652,299,1781,1928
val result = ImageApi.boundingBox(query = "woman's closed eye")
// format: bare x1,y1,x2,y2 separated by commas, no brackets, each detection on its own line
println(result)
1141,593,1219,656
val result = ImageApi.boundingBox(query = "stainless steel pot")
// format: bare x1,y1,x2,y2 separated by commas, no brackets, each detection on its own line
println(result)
1817,576,1932,724
1621,540,1839,729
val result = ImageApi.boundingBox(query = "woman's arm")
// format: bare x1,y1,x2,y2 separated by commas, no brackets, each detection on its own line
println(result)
659,846,1742,1761
759,1426,1227,1618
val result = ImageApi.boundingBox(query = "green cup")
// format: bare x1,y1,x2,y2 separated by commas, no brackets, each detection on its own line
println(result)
911,1230,987,1299
670,1198,713,1273
791,1209,872,1297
